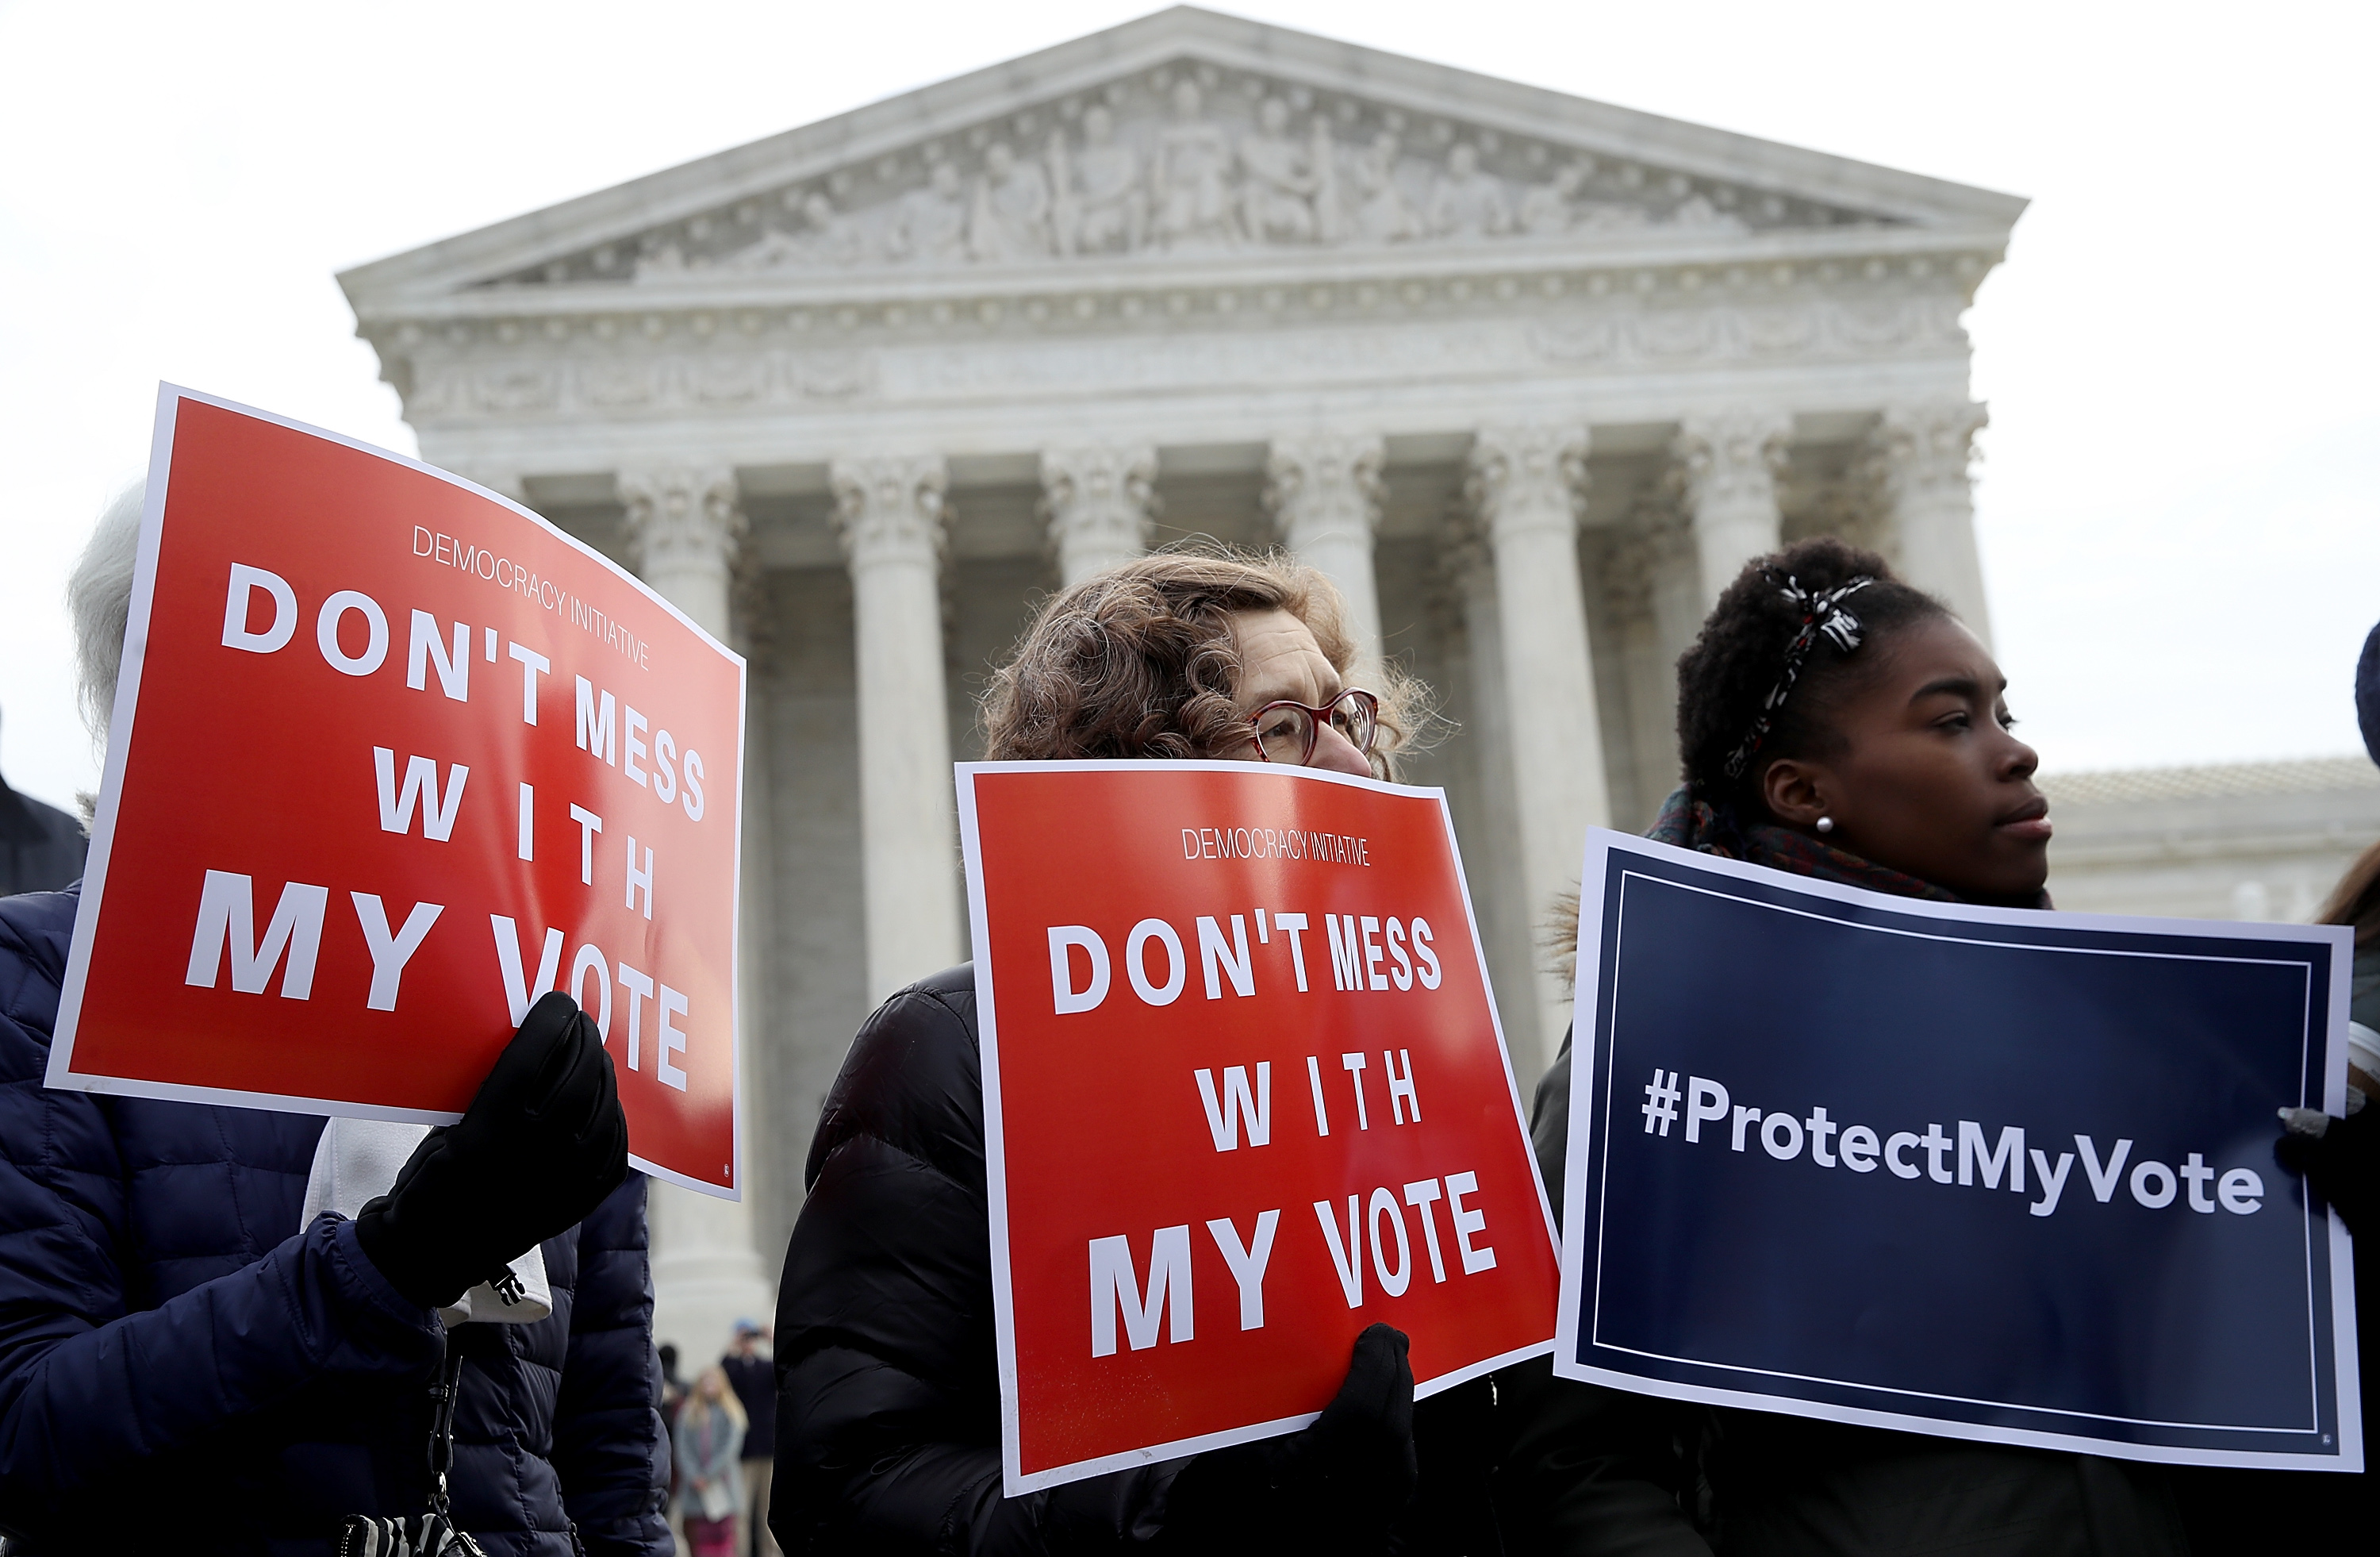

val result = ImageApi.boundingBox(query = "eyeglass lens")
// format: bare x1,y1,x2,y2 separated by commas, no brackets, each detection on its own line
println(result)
1330,692,1376,755
1253,691,1377,764
1253,706,1311,763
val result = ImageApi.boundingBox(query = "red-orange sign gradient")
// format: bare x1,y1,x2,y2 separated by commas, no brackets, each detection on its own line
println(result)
52,390,743,1195
962,761,1558,1492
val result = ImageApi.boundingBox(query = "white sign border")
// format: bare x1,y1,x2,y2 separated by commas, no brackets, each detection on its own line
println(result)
43,383,750,1202
956,757,1560,1497
1552,825,2363,1473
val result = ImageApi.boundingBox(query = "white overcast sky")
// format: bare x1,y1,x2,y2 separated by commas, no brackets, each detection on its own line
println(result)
3,0,2375,812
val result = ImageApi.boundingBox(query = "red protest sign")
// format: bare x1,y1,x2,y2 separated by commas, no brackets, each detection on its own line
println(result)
48,387,743,1196
958,760,1560,1493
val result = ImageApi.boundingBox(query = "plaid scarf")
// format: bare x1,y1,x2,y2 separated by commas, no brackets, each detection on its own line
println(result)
1647,787,1960,903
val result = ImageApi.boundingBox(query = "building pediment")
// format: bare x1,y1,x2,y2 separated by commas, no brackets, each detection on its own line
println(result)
340,6,2022,315
487,71,1879,290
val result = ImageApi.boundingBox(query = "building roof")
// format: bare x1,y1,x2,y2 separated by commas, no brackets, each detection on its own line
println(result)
2038,756,2380,807
337,5,2026,309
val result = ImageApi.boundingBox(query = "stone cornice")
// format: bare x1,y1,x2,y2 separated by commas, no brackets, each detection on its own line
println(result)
351,223,2006,334
361,249,2000,403
382,286,1979,436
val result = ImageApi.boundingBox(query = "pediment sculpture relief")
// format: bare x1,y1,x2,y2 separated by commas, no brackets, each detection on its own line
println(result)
501,68,1881,288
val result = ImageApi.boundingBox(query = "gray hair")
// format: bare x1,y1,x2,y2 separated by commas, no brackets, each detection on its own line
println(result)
68,484,145,744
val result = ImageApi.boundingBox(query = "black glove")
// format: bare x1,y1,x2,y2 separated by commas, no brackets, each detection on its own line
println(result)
1162,1323,1419,1555
2275,1105,2379,1236
355,992,629,1309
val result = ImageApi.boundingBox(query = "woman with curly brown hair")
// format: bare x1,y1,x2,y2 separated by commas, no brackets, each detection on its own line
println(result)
769,552,1469,1557
1498,536,2191,1556
977,552,1421,777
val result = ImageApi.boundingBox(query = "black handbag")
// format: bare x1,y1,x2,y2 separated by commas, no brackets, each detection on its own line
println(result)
334,1350,488,1557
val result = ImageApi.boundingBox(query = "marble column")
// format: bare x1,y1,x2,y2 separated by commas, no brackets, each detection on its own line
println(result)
1440,517,1539,1063
1866,402,1994,645
1600,513,1683,831
830,454,965,1004
1464,425,1610,1074
1041,444,1158,586
615,463,774,1367
1265,432,1386,672
1672,409,1791,608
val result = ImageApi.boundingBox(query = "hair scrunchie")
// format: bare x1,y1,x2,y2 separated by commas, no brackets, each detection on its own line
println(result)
1720,572,1876,781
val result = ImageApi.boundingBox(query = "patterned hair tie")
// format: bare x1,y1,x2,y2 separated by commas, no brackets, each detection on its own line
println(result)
1721,571,1876,780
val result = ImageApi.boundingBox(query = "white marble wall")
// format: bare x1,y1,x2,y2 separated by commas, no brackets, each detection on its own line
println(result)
2038,761,2380,922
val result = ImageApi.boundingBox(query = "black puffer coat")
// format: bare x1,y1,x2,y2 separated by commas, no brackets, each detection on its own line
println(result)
1496,1036,2191,1557
770,966,1501,1556
0,886,670,1556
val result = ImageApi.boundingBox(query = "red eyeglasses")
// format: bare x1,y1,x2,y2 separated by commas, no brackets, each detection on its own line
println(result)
1242,689,1380,765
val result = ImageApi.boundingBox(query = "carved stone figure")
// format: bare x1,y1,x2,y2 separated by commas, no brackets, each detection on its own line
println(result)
889,163,969,265
1575,198,1651,233
969,142,1051,262
796,194,868,266
633,241,687,281
578,81,1808,278
1238,98,1318,244
1353,132,1419,244
1046,129,1080,258
1519,164,1584,236
1670,193,1731,229
726,226,804,269
1428,143,1511,239
1152,80,1238,248
1309,117,1345,244
1052,103,1146,256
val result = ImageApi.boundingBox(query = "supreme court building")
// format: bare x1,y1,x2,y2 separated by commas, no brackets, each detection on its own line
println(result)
339,7,2032,1357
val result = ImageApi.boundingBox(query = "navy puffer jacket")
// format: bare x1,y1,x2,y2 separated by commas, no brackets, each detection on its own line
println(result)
0,886,671,1556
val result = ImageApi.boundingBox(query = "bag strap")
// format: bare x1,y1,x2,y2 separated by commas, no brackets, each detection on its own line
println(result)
426,1347,466,1518
330,1347,483,1557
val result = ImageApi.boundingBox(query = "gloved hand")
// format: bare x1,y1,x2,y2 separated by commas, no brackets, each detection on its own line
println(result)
1161,1323,1419,1554
2276,1105,2379,1236
355,992,629,1309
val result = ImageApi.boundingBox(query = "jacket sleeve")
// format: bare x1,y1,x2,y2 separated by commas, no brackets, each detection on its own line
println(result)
0,1187,446,1520
551,1172,672,1557
0,898,447,1540
1488,1032,1714,1557
772,975,1180,1557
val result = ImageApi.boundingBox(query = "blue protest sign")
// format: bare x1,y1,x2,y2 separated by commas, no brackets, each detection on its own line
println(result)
1554,830,2362,1471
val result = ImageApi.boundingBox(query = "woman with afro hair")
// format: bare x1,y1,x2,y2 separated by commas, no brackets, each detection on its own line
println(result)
1494,536,2193,1555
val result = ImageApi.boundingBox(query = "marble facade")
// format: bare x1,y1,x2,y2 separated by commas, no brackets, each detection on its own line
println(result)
2040,759,2380,923
340,6,2025,1359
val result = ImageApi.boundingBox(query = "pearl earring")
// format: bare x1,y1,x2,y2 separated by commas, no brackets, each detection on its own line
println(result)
1816,817,1836,834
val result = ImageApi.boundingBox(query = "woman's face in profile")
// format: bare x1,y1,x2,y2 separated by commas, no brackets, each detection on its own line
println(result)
1764,615,2050,905
1223,608,1372,776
